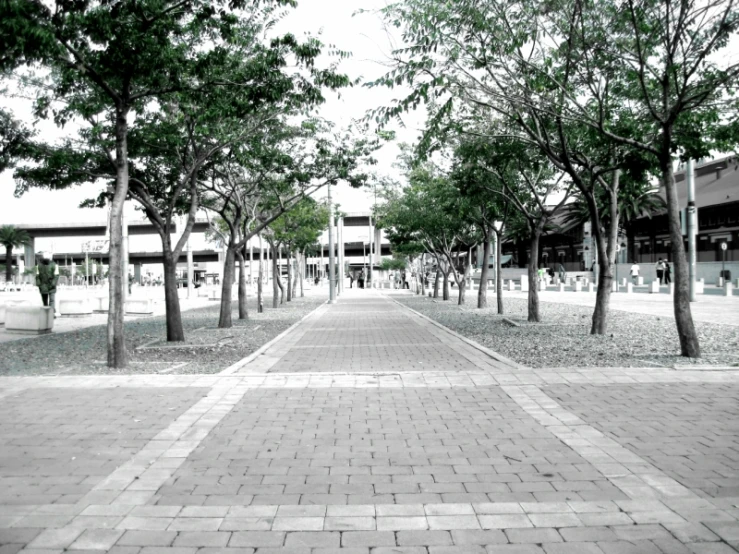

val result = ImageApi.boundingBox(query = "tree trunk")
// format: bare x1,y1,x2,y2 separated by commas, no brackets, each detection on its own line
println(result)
272,250,281,308
257,241,264,313
433,269,440,298
661,150,700,357
496,230,504,315
478,233,491,309
237,249,248,320
107,106,130,369
218,246,236,328
528,230,541,322
292,253,299,298
589,186,619,335
162,248,185,341
278,245,286,304
299,249,305,298
442,271,450,300
457,254,469,305
4,246,12,283
286,250,293,302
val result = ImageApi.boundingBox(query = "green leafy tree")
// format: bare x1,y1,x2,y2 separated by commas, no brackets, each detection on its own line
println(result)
203,119,379,327
0,109,33,173
1,0,317,366
454,137,573,322
268,198,330,300
0,225,30,283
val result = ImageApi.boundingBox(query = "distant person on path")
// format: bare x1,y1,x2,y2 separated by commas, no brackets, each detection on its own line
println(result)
36,252,58,316
655,258,665,284
558,263,566,283
664,262,672,284
629,262,640,285
348,273,354,288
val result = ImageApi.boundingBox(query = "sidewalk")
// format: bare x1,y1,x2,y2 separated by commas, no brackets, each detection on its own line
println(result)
0,289,737,554
505,288,739,326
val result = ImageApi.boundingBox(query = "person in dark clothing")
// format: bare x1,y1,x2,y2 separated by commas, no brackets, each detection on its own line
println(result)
36,253,58,315
664,262,672,284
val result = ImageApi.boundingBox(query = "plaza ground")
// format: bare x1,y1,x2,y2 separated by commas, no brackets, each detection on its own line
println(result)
0,288,738,554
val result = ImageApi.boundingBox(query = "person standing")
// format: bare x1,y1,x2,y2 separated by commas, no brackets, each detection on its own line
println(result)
348,272,354,288
629,261,640,285
36,252,58,316
558,263,567,284
655,258,665,284
664,262,672,284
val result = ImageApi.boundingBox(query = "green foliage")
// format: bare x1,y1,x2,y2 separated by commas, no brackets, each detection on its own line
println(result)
380,256,408,271
267,197,330,252
0,225,31,249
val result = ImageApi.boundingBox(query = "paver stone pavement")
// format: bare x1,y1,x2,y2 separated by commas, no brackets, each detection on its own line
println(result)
0,288,737,554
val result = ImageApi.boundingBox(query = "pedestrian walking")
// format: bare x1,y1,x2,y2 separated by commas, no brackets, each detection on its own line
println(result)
348,273,354,288
629,261,640,285
558,263,566,283
664,262,672,284
655,258,665,284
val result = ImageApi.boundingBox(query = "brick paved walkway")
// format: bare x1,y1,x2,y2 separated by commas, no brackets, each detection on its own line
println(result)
0,289,738,554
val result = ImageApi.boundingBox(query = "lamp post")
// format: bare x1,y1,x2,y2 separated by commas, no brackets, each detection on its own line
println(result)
327,182,336,304
721,242,727,284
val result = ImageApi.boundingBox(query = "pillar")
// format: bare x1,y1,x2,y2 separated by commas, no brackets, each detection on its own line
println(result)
337,217,344,293
24,238,36,270
134,263,142,284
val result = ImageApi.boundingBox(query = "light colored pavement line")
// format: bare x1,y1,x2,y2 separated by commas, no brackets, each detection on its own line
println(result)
1,365,739,394
502,384,704,503
11,380,258,551
220,302,329,375
13,501,734,536
384,293,528,370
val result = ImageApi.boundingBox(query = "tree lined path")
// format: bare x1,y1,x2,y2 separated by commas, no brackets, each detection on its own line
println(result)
0,289,738,553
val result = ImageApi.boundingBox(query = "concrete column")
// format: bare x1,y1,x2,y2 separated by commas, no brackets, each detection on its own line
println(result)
24,238,36,270
134,263,142,284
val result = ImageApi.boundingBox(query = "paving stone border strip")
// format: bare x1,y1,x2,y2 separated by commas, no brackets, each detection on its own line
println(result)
219,302,329,375
385,293,528,370
503,385,700,501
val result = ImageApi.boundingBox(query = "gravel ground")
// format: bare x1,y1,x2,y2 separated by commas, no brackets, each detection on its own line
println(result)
0,295,326,375
396,295,739,369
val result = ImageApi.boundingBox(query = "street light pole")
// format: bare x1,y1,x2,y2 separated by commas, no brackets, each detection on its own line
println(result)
327,182,336,304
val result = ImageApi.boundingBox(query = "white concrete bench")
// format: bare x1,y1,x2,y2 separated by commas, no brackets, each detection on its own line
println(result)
5,305,54,334
58,298,92,317
649,280,660,293
125,298,154,315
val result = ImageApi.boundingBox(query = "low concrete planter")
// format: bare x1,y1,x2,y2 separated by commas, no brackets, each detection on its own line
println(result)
92,296,108,313
125,298,154,315
5,305,54,334
58,298,92,317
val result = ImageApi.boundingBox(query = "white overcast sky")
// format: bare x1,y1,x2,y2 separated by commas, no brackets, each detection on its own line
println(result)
0,0,423,228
